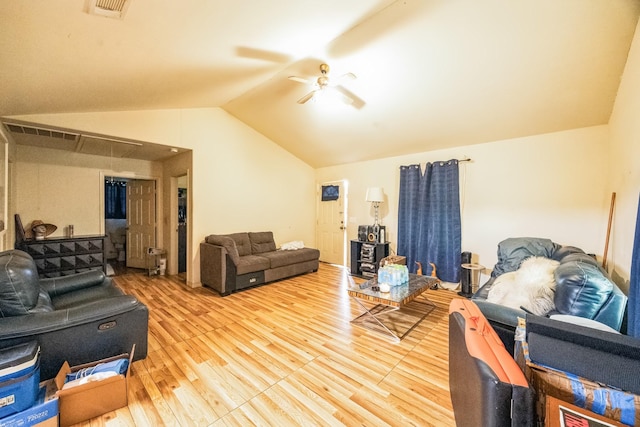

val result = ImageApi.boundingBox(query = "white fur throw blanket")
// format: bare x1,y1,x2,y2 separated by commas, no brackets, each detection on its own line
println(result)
281,241,304,250
486,256,560,316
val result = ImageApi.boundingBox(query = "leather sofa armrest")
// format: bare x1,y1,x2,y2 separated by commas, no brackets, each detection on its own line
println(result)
40,270,109,297
472,277,528,329
471,294,527,354
472,299,526,330
0,295,144,339
593,285,628,332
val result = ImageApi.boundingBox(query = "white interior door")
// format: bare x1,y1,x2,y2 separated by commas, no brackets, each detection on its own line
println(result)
126,179,156,269
317,182,346,265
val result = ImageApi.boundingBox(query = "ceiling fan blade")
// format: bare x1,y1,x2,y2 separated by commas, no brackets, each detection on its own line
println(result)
288,76,311,84
235,46,292,63
338,72,357,81
334,85,365,109
297,90,318,104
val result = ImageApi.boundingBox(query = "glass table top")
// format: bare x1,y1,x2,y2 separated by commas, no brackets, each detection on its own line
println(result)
348,274,438,307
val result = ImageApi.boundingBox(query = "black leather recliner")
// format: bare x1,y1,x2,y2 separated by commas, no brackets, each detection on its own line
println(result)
0,249,148,380
472,237,627,354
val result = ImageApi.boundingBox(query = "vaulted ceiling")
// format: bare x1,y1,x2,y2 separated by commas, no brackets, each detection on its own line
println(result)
1,0,639,167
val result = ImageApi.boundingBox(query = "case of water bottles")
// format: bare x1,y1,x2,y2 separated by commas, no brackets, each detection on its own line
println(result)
377,264,409,287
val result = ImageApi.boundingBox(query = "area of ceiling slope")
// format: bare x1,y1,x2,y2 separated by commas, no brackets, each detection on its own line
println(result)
1,1,639,167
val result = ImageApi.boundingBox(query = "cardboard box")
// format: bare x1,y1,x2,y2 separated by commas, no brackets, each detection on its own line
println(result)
0,383,58,427
526,361,640,426
546,396,628,427
53,346,134,427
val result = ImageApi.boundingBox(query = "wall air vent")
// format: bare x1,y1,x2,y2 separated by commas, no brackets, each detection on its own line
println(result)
88,0,131,20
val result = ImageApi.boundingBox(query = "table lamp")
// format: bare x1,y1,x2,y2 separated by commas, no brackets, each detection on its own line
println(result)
365,187,384,227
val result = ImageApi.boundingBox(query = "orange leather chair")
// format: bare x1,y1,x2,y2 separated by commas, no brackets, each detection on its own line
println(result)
448,299,534,426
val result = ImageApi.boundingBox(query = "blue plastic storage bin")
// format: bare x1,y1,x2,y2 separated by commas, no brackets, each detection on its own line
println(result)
0,341,40,418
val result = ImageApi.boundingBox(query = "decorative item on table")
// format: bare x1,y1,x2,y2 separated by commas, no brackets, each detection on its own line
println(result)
378,283,391,293
30,220,57,240
378,264,409,287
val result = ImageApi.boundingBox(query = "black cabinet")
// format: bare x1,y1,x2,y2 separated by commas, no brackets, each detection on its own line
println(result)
350,240,389,278
18,235,107,278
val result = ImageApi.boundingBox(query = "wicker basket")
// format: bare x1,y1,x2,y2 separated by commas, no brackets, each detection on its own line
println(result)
380,255,406,267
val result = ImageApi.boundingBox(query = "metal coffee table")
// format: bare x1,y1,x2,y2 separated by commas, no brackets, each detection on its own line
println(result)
347,274,438,341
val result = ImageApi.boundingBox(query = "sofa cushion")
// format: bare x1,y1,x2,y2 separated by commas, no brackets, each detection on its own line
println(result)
236,255,271,275
555,252,599,268
492,237,560,278
228,233,252,256
249,232,277,254
259,248,320,269
205,235,240,264
554,260,614,319
551,246,585,262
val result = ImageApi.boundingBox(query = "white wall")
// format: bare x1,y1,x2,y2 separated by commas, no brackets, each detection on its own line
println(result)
316,125,611,283
609,18,640,292
15,145,160,238
10,108,317,286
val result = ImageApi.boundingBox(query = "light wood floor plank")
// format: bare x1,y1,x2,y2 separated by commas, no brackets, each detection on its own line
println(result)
71,262,461,426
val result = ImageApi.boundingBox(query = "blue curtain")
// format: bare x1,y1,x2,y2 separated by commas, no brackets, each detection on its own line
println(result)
397,160,461,283
628,194,640,337
398,165,422,274
105,180,127,219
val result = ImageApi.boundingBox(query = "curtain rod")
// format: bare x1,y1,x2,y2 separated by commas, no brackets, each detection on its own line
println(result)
399,158,472,169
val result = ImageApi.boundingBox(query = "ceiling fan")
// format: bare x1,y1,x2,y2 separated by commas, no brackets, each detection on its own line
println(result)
288,63,362,107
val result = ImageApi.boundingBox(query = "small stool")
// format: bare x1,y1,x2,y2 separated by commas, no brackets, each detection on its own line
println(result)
147,248,166,276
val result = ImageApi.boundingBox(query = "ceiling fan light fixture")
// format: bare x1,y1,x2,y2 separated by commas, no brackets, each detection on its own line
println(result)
289,62,361,107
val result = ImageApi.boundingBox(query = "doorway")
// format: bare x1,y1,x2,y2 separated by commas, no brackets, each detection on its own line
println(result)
177,181,187,273
126,179,157,269
316,180,348,266
104,177,157,275
104,177,128,275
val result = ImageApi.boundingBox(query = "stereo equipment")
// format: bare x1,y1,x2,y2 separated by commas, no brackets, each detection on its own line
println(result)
358,225,386,243
360,244,376,262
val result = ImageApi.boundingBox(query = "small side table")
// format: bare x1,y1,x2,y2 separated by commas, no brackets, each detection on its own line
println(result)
459,263,484,298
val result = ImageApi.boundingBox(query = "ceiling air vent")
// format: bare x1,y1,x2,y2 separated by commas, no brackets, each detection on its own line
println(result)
88,0,131,20
5,123,79,142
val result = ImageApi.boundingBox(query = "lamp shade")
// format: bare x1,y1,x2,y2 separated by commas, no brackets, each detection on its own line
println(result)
365,187,385,203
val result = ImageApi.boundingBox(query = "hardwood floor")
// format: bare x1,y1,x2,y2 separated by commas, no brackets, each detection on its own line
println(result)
80,263,463,426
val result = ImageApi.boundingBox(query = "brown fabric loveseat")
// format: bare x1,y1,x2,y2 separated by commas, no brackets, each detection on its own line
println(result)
200,231,320,296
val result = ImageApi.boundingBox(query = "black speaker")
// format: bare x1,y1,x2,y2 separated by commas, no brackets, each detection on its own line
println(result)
458,251,473,298
358,225,368,242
